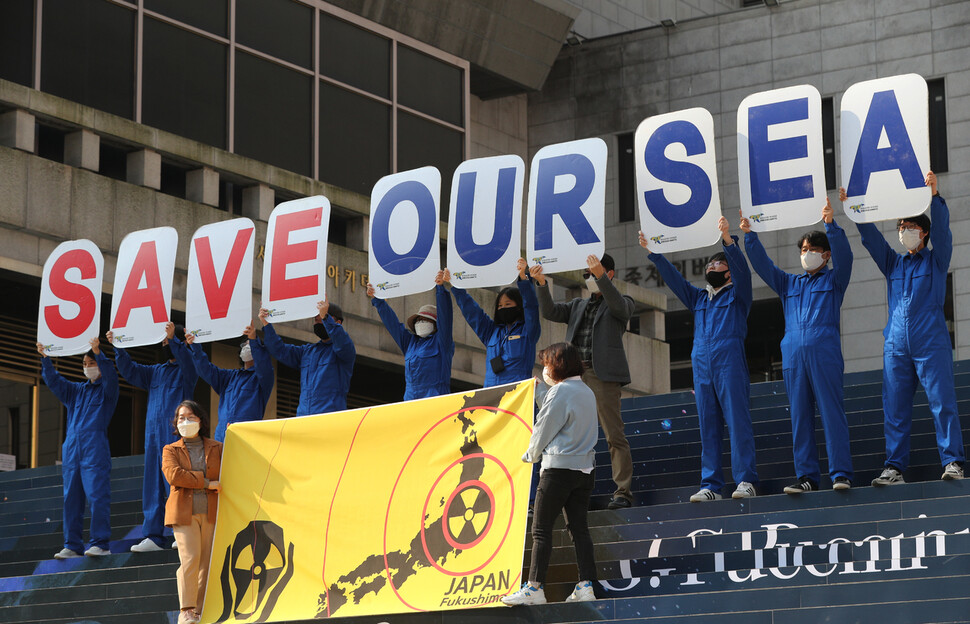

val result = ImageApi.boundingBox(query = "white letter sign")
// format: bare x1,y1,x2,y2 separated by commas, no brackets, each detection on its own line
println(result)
109,227,178,348
38,240,104,356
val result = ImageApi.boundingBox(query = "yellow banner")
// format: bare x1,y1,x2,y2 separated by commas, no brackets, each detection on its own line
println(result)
201,381,535,623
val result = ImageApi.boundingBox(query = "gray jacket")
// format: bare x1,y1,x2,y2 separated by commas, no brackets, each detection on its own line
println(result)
523,378,598,471
536,274,635,385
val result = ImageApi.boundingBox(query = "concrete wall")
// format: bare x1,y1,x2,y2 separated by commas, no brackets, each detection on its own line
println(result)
529,0,970,374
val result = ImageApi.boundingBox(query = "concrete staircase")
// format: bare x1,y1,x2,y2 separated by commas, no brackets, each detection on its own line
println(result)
1,361,968,623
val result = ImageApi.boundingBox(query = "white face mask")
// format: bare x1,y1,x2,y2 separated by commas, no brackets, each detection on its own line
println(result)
899,228,922,251
239,343,253,362
800,251,824,272
542,366,557,386
414,320,434,338
177,421,200,438
83,365,100,381
585,276,600,294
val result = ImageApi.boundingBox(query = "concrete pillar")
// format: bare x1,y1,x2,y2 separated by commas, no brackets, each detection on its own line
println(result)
639,308,665,341
0,109,35,152
241,184,275,222
186,166,219,206
126,149,161,190
346,215,369,252
64,129,100,171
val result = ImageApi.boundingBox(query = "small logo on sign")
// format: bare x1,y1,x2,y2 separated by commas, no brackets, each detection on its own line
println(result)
452,271,477,280
849,203,878,214
376,281,399,291
748,213,777,223
531,256,558,265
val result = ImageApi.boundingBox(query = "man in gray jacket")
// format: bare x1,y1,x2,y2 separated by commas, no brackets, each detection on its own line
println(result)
531,254,636,509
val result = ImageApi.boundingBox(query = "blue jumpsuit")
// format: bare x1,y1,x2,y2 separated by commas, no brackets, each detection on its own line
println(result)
372,284,454,400
41,352,119,553
856,194,965,470
262,315,355,416
744,221,854,484
114,338,197,547
182,338,275,442
452,278,541,387
648,238,759,493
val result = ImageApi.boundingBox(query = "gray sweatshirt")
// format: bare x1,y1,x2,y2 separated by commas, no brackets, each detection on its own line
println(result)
523,377,598,471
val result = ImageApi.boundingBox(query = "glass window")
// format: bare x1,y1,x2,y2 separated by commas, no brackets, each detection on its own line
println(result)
398,46,463,127
144,0,227,37
319,82,390,195
143,18,227,149
41,0,135,119
397,112,463,196
0,0,33,88
928,78,948,174
617,133,636,222
319,13,390,98
235,52,312,177
237,0,312,69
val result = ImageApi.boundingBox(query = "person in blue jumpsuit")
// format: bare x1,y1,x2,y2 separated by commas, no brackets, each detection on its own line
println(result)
37,337,119,559
641,216,759,501
451,258,541,387
367,270,454,400
181,322,274,442
108,322,197,552
258,297,356,416
742,199,854,493
843,171,965,485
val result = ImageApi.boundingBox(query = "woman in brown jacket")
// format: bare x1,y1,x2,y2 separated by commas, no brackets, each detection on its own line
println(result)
162,400,222,624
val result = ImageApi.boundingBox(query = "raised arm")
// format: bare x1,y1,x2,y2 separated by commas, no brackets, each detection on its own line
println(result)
517,277,541,345
111,344,153,390
187,340,232,394
434,283,454,353
531,264,572,323
249,337,276,402
589,255,634,323
929,190,952,270
722,235,752,310
260,323,304,370
39,353,77,406
825,219,853,293
168,336,199,393
371,295,410,355
742,231,789,296
323,315,356,364
94,349,119,411
451,286,497,345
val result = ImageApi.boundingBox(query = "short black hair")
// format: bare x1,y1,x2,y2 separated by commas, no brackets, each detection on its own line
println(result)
328,303,344,322
796,230,830,253
493,286,523,318
84,350,96,362
539,342,585,381
171,399,211,439
600,253,616,273
898,214,931,245
708,251,727,266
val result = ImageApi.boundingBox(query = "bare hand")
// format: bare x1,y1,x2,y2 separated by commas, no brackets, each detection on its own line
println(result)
258,308,271,326
366,283,376,298
88,337,100,355
208,480,222,493
165,322,175,340
586,255,605,279
36,342,46,356
637,231,649,249
822,197,834,224
739,209,751,234
317,297,330,320
243,323,256,340
184,331,196,345
529,264,546,286
105,330,114,344
926,170,938,196
434,270,447,286
516,258,528,280
838,186,847,203
718,216,732,244
440,268,451,284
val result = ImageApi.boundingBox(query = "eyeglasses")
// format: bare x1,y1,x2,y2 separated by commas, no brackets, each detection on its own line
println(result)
899,224,922,231
706,260,728,271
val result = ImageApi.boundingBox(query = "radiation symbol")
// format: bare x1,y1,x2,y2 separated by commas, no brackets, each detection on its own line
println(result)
444,481,495,549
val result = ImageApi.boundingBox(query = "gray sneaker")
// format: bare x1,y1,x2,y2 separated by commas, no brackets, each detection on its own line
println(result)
53,548,81,560
942,462,964,481
131,538,163,553
871,466,905,486
731,482,756,499
84,546,110,557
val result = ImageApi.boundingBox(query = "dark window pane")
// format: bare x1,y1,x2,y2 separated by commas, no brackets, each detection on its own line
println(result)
237,0,312,69
821,97,836,190
319,13,389,98
398,46,463,127
36,123,66,163
99,142,128,181
397,111,463,209
41,0,134,119
235,52,312,176
143,18,227,148
145,0,227,37
617,133,636,222
319,82,389,195
0,0,33,87
928,78,948,174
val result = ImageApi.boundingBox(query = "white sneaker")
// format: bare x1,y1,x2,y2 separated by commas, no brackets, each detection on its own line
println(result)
130,538,163,553
84,546,110,557
689,488,722,502
565,580,596,602
942,462,964,480
731,482,756,499
172,541,179,549
501,583,546,606
871,466,905,486
53,548,81,559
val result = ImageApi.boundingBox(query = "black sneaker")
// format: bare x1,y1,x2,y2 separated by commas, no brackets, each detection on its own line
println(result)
607,496,632,510
832,476,851,490
783,477,818,494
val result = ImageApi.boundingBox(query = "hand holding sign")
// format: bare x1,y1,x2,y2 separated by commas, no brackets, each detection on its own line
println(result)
739,209,752,234
822,198,834,224
529,264,545,287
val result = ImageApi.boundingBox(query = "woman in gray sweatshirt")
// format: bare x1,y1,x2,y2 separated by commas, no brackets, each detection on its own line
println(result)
502,342,599,606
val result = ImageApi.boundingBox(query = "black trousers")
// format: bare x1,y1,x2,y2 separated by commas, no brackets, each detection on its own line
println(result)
529,468,597,584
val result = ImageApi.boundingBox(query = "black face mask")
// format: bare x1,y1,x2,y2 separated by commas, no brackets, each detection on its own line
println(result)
705,270,729,288
161,343,173,362
494,307,521,326
313,323,329,341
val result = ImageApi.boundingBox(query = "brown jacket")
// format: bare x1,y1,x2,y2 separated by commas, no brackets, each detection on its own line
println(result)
162,437,222,527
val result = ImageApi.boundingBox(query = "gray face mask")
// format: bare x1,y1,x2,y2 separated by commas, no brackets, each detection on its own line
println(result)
585,276,600,293
899,228,922,250
801,251,824,272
